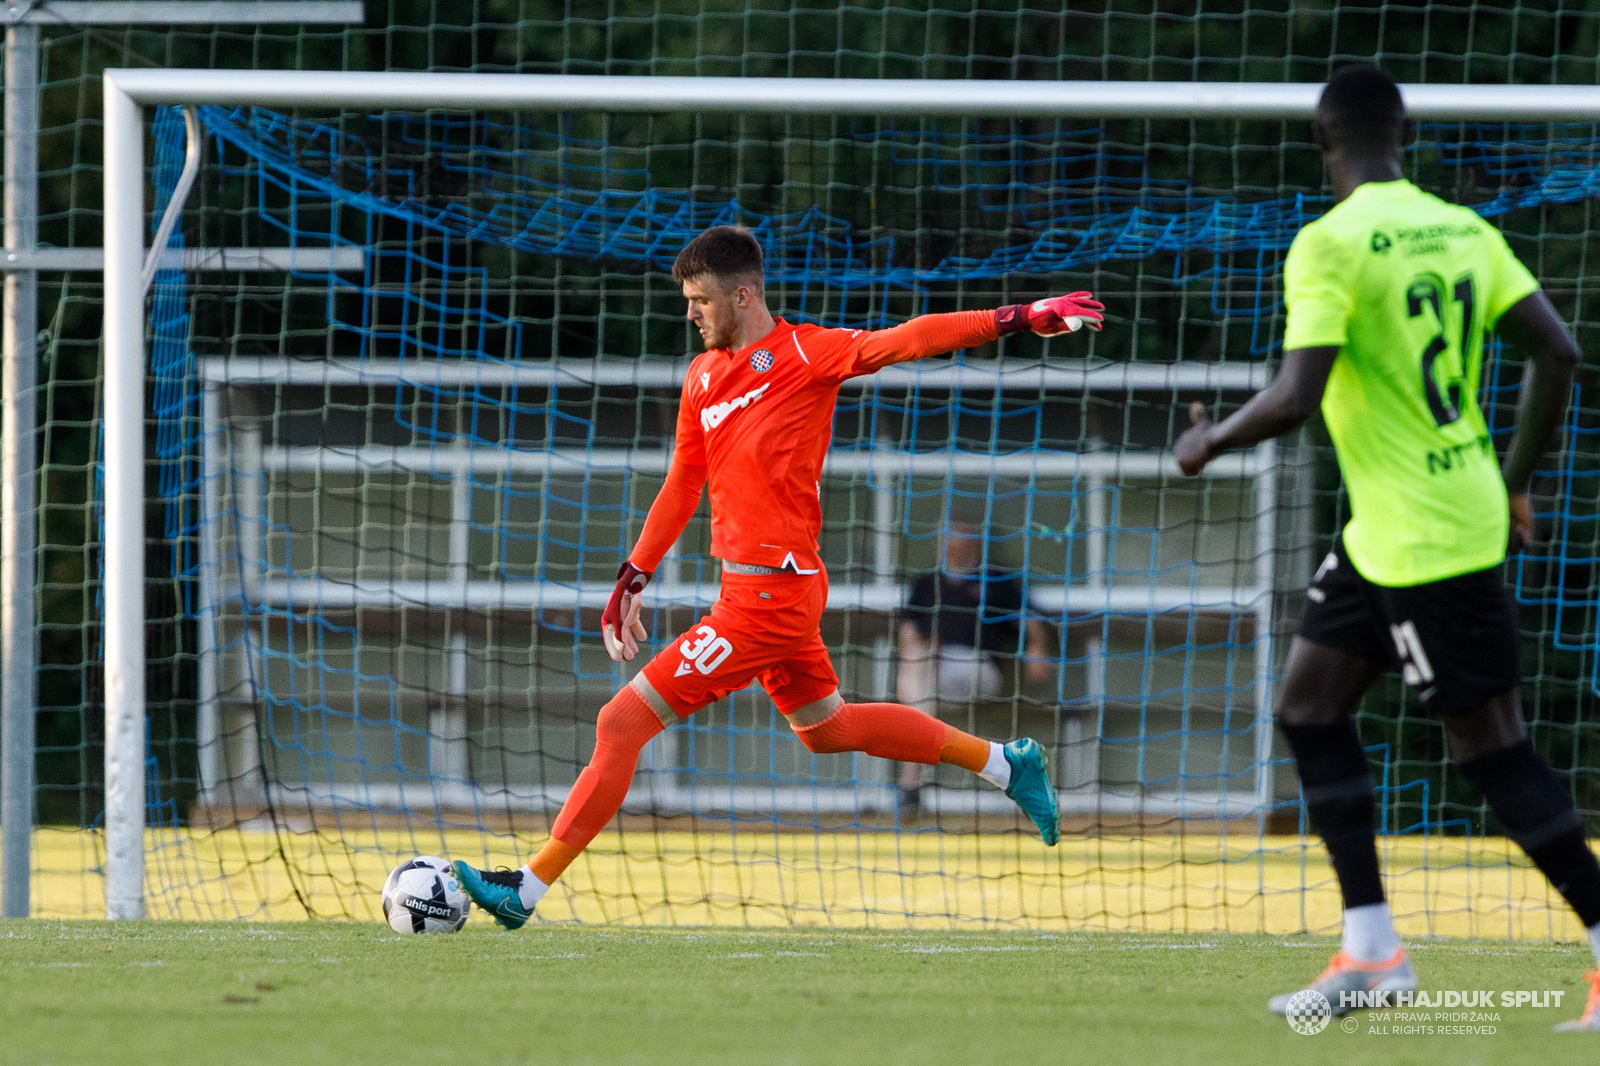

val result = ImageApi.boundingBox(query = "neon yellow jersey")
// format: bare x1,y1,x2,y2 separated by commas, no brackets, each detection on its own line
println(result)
1283,179,1539,587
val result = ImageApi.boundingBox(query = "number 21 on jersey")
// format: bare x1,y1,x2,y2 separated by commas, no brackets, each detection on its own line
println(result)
677,624,734,676
1405,271,1477,428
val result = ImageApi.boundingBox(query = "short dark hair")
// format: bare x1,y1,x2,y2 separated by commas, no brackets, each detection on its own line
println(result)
1317,64,1407,149
672,225,764,291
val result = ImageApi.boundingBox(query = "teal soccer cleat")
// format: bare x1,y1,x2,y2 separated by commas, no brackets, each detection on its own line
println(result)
451,860,532,931
1003,738,1059,846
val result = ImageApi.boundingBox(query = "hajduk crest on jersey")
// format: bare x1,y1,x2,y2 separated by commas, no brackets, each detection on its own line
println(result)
750,349,774,372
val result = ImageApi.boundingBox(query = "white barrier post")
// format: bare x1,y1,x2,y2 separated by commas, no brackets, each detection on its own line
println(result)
101,72,146,921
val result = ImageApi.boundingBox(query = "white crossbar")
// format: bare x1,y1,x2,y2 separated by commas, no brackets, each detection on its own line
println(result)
105,69,1600,121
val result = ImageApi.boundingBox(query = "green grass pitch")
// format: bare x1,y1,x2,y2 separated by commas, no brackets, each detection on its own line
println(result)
0,921,1589,1064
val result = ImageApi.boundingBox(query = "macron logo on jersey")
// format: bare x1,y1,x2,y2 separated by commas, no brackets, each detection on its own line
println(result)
700,383,771,431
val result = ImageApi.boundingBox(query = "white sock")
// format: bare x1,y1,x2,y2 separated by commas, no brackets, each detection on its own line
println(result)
978,742,1011,790
1342,902,1402,962
517,868,550,912
1587,922,1600,967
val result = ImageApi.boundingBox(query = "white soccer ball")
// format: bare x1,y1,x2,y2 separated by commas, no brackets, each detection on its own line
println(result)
381,856,469,934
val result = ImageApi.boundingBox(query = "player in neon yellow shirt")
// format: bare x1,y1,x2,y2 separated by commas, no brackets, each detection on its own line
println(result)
1176,65,1600,1031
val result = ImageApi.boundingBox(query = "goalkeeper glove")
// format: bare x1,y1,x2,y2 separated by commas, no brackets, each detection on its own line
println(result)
994,292,1105,336
601,561,652,663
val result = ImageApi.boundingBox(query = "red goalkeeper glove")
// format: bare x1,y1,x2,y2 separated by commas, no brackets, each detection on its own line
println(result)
994,291,1105,336
601,561,651,663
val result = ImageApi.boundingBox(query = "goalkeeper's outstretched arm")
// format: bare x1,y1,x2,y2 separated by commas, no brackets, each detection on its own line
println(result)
846,292,1105,375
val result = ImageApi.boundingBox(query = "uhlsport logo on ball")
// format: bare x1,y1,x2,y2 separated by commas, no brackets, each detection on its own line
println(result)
1284,989,1333,1035
381,856,469,934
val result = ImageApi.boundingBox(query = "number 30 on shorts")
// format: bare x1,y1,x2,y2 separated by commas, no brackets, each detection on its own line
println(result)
678,624,734,675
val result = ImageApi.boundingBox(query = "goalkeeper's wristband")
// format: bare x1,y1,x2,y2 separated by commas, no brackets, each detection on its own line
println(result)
994,303,1031,336
601,561,652,633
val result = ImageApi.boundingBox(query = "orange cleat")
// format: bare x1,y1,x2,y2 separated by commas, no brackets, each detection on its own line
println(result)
1555,970,1600,1031
1267,948,1418,1016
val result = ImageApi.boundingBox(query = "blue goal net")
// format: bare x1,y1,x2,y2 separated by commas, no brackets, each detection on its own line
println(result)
121,101,1600,936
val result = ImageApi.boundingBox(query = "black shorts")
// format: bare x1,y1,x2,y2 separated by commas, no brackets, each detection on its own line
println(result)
1296,535,1521,716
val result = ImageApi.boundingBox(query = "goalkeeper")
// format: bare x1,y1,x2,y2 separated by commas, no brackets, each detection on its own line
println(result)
1175,65,1600,1031
455,225,1102,929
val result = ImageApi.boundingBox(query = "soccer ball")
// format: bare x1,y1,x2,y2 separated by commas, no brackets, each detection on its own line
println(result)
381,856,469,934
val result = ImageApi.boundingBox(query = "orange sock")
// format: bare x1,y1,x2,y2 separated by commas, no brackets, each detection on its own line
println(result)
938,723,991,774
791,702,997,772
793,701,943,763
533,685,664,885
528,838,583,886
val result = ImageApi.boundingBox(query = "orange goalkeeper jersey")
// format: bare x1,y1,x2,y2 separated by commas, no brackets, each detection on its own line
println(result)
629,312,998,574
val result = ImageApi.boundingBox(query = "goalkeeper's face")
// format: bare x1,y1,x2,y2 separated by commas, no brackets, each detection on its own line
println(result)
682,274,758,351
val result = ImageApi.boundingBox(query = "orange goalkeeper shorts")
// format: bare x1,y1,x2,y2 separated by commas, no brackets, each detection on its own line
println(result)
640,569,839,718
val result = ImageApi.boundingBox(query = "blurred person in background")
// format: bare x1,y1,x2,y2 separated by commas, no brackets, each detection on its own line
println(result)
895,522,1053,819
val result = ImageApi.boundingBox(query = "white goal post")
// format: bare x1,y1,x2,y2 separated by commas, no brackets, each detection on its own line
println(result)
99,68,1600,920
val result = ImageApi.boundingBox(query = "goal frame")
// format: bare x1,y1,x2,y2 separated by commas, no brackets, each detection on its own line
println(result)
100,68,1600,919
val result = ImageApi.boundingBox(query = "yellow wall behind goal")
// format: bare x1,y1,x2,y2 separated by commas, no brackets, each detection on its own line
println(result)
27,827,1585,943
